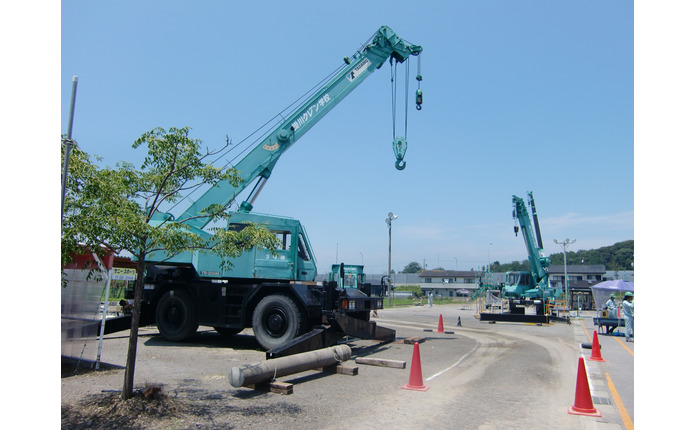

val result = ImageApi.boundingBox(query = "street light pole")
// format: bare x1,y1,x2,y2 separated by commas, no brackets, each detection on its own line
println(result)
61,75,79,231
386,212,398,306
488,243,492,270
554,238,576,315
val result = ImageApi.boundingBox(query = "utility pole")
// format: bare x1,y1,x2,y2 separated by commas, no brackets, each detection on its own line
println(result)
554,238,576,315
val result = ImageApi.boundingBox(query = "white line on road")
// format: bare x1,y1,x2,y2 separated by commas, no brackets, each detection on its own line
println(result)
425,337,480,382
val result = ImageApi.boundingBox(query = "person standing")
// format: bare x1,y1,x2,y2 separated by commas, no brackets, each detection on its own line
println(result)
622,292,634,342
605,294,618,334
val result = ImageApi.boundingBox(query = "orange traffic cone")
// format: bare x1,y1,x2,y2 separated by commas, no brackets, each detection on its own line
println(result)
402,342,430,391
588,330,605,362
568,357,601,417
437,314,444,333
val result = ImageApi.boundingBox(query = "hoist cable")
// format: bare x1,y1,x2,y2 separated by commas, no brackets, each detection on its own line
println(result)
391,58,412,140
390,60,398,140
404,57,410,140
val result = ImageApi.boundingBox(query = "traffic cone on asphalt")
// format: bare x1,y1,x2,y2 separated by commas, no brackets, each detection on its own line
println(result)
402,342,430,391
437,314,444,333
568,357,601,417
588,330,606,362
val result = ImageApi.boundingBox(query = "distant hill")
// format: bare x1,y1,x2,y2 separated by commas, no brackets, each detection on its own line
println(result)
491,240,634,272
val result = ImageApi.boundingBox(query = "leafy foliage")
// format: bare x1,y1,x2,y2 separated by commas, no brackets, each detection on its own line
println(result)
490,240,634,272
401,261,423,273
61,127,279,267
394,284,423,298
490,260,530,273
547,240,634,271
61,127,280,399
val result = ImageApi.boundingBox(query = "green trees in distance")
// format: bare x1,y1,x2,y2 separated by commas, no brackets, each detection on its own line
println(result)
547,240,634,270
490,240,634,272
401,262,423,273
401,240,634,273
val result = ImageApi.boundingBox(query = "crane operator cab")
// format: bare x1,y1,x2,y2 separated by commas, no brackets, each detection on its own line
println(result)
184,212,317,282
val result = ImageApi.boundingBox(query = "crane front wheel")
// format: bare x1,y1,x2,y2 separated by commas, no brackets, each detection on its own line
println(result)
252,295,305,351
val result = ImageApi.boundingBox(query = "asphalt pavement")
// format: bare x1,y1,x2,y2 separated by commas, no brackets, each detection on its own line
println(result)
380,304,634,430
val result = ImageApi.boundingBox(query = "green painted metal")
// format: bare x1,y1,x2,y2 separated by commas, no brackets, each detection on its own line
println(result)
471,269,499,300
149,211,317,281
329,264,366,290
392,136,408,170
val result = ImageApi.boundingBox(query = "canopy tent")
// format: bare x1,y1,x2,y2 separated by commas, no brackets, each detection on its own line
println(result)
590,279,634,316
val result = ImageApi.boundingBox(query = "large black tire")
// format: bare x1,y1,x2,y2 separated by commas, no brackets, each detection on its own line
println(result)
155,289,199,341
252,295,305,351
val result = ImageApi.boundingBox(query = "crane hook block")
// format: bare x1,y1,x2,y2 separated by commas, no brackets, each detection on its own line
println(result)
393,136,408,170
415,89,423,110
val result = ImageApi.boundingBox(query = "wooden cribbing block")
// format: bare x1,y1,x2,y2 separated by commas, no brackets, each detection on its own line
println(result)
404,336,426,345
319,363,359,375
355,357,406,369
244,381,293,395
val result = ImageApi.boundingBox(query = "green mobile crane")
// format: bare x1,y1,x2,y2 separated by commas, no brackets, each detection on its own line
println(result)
480,193,563,324
135,26,422,356
502,192,558,299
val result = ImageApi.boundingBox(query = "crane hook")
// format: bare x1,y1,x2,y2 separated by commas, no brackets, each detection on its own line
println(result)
392,136,408,171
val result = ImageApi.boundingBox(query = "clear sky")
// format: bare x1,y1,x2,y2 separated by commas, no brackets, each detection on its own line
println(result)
59,0,635,274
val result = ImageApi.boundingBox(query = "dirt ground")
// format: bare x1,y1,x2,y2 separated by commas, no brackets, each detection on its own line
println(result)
61,361,326,430
61,334,321,430
60,379,194,430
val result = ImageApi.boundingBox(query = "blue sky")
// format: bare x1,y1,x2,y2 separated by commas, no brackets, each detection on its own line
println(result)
58,0,635,274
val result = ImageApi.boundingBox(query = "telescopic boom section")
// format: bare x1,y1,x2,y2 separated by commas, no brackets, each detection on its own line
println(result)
512,195,550,287
528,191,544,250
177,26,422,230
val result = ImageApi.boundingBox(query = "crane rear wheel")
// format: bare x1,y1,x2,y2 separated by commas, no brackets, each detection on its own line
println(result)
155,289,199,342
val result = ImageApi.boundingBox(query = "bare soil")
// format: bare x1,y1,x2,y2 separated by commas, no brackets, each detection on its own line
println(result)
61,341,311,430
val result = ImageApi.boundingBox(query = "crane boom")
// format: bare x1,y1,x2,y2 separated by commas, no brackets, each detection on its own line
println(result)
512,194,549,286
176,26,422,231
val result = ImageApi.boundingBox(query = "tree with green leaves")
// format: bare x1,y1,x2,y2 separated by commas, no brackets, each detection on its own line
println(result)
61,127,278,400
402,261,423,273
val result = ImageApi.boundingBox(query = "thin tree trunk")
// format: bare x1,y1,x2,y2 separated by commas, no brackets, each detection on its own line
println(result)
122,254,146,400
